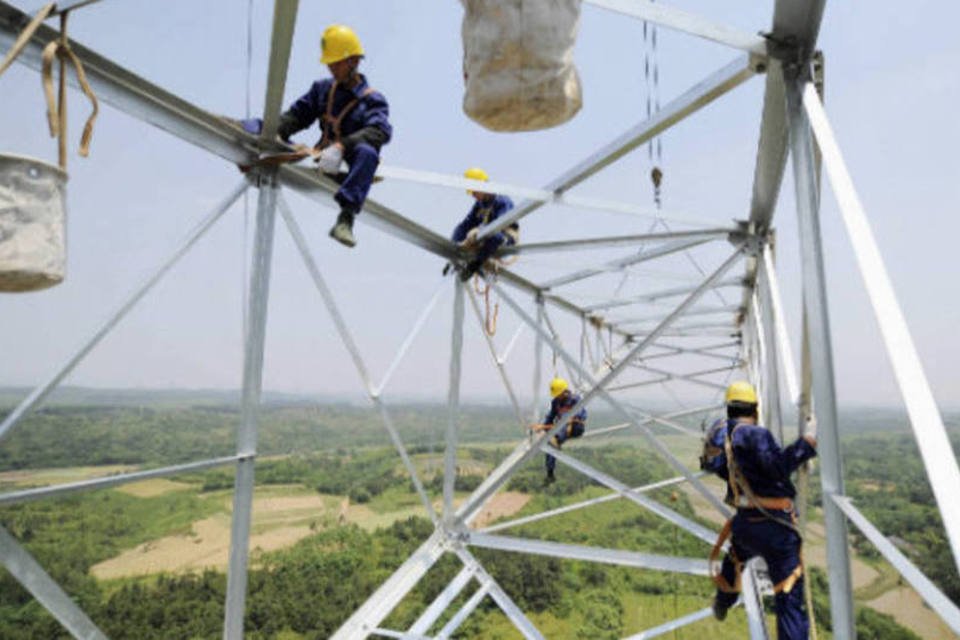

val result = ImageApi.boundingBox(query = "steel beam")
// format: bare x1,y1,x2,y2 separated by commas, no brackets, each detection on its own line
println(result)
260,0,299,140
443,282,466,525
406,566,474,636
224,176,279,640
468,533,709,575
436,583,488,640
0,526,106,639
456,250,743,526
477,55,759,239
0,455,243,506
479,473,697,534
376,164,718,229
331,531,447,640
493,275,737,518
375,281,447,396
538,237,717,290
0,181,246,443
585,0,767,54
786,76,855,639
453,548,546,640
623,606,716,640
546,449,717,545
583,277,744,312
279,197,436,522
832,495,960,635
804,81,960,577
502,228,732,256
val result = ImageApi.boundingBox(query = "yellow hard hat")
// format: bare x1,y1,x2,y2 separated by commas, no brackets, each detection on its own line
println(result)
549,377,569,398
725,381,758,405
320,25,364,64
464,167,489,195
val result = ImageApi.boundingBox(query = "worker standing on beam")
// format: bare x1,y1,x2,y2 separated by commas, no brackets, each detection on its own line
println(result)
451,168,518,281
531,377,587,485
700,381,818,640
242,25,391,248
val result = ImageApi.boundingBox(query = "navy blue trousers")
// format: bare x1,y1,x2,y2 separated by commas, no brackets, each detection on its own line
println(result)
545,422,585,472
473,231,514,265
334,142,380,212
716,509,809,640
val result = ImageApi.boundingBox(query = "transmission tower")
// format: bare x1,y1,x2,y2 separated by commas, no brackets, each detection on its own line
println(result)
1,1,958,639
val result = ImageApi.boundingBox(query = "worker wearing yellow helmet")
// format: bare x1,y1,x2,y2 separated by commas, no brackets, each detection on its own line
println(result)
239,25,391,248
448,167,519,282
700,381,818,639
530,377,587,484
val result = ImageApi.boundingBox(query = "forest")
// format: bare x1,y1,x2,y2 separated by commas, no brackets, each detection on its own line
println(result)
0,393,955,638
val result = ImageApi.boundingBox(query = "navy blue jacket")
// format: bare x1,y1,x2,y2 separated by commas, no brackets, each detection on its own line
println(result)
452,195,516,242
278,74,392,152
703,418,817,500
543,392,587,426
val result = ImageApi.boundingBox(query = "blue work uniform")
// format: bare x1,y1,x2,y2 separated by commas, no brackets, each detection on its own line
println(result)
702,418,818,640
451,195,517,265
278,74,392,212
542,392,587,473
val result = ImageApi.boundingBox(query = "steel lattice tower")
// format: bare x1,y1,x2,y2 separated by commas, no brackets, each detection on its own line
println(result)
1,1,959,639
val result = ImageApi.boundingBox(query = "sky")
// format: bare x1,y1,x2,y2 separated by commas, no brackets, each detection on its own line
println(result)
0,0,958,412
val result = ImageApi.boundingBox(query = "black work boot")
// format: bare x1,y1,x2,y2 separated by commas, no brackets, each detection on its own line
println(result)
711,596,729,621
459,259,484,282
544,469,556,485
329,209,357,248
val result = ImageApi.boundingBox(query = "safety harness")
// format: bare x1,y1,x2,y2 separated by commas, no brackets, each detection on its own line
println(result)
319,80,376,149
708,421,805,597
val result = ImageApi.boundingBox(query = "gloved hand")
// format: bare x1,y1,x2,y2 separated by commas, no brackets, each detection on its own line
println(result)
240,118,263,135
317,144,343,174
462,227,479,248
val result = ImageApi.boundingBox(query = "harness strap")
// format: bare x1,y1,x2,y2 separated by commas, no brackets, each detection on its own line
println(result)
709,518,742,593
321,81,375,147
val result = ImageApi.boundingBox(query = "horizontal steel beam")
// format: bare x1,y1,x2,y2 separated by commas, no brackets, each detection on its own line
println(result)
832,496,960,635
585,0,767,54
538,237,717,290
467,533,709,575
610,305,742,325
477,54,760,239
583,277,745,312
0,455,244,506
376,165,718,229
503,228,733,256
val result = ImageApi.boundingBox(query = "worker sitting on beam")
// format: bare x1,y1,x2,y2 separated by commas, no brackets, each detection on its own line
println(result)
242,24,391,248
531,377,587,485
450,167,518,282
701,381,818,640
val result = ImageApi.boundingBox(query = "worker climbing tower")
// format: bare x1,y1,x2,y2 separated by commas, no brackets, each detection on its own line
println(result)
1,1,959,639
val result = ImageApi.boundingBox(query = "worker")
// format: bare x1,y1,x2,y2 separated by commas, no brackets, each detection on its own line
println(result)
531,377,587,484
700,381,818,640
450,168,518,281
241,25,391,248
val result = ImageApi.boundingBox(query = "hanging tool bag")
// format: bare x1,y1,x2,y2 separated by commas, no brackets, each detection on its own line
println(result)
0,154,67,292
461,0,583,132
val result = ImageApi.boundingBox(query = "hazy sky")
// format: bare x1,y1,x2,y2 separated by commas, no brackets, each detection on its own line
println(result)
1,0,958,411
